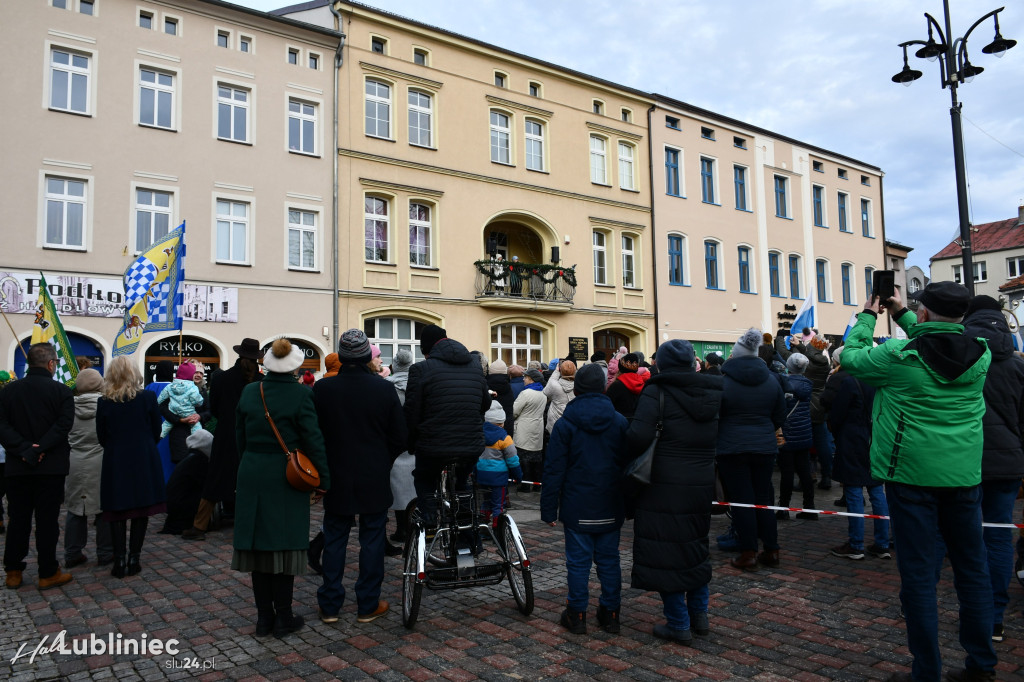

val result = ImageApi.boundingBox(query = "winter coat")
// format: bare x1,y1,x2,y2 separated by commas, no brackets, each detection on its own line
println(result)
0,366,74,477
386,369,416,510
66,392,103,516
775,336,830,422
843,310,990,487
606,371,647,420
543,368,575,434
780,374,813,451
510,376,526,400
963,308,1024,481
314,364,406,516
405,338,491,459
512,383,546,451
487,373,516,441
158,397,194,464
717,356,787,456
606,357,620,389
158,379,204,421
96,391,165,513
203,361,260,502
161,447,209,534
476,422,522,487
828,373,878,487
627,369,723,593
541,392,629,533
234,372,331,552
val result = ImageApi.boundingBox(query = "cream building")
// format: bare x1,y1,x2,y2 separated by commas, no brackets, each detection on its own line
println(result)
1,0,341,378
650,97,888,357
931,206,1024,301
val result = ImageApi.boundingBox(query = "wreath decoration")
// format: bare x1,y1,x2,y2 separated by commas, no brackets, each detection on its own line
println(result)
473,260,577,289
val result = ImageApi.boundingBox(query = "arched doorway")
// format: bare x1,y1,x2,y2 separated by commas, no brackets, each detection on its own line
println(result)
260,338,322,373
15,331,106,377
143,335,222,384
593,329,630,361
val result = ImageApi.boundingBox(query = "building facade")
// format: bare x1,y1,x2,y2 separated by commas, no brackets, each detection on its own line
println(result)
931,206,1024,301
1,0,341,378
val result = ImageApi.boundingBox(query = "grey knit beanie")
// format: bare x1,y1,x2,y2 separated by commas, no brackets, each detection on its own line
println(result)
731,328,763,358
338,328,371,362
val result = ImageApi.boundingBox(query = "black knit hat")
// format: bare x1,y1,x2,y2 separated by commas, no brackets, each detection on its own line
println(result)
908,281,971,319
420,324,447,356
338,328,371,362
965,294,1002,317
574,363,606,396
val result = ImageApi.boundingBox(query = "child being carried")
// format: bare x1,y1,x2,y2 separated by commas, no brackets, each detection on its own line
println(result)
157,362,205,438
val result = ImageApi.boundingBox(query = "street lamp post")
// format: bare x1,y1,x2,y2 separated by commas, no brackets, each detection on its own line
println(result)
892,1,1016,296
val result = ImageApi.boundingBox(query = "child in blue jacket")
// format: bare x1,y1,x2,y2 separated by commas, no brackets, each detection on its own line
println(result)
541,362,629,635
476,401,522,525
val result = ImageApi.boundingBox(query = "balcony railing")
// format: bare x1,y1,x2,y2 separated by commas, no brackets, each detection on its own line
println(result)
473,260,576,305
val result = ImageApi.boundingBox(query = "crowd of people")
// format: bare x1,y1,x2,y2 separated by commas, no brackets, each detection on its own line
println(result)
0,280,1022,682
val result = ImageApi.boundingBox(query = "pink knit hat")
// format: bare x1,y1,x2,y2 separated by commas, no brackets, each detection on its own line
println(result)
175,363,196,381
371,344,381,360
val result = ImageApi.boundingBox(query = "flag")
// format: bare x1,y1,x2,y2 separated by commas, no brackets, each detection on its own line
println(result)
31,273,79,388
791,292,816,339
112,222,186,356
841,312,860,342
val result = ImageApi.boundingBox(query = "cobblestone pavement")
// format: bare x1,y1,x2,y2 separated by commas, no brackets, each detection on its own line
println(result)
1,485,1022,681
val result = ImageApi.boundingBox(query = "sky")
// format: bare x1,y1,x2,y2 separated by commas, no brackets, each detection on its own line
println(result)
241,0,1024,273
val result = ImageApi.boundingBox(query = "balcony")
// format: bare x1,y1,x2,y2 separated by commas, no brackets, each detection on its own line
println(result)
473,260,576,310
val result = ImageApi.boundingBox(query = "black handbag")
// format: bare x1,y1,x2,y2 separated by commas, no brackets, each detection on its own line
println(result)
624,388,663,486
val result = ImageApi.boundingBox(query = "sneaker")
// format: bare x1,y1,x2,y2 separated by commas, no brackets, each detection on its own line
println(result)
830,542,865,560
38,569,73,590
356,600,389,623
5,570,23,590
690,611,709,637
868,544,892,560
318,609,339,624
652,623,692,644
597,604,620,634
795,512,818,521
181,526,206,540
560,607,587,635
992,623,1004,643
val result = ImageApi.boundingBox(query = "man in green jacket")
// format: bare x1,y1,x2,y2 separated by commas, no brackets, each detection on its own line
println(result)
842,281,996,682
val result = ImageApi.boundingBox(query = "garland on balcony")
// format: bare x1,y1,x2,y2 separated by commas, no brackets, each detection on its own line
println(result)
473,260,577,288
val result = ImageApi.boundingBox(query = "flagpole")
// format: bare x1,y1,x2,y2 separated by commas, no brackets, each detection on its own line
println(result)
0,309,30,362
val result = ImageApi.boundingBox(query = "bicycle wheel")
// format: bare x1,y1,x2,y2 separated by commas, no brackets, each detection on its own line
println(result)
402,529,424,628
498,514,534,615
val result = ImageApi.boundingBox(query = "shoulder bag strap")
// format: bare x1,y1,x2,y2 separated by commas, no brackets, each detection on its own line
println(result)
259,383,291,457
654,386,664,435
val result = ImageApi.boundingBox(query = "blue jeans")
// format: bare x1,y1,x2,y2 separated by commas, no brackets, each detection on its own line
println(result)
716,453,777,552
812,421,834,478
981,479,1022,625
317,512,387,616
886,483,996,681
845,484,890,550
563,527,621,612
660,585,710,631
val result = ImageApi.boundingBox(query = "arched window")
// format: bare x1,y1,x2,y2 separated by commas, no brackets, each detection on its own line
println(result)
490,323,543,366
364,316,425,365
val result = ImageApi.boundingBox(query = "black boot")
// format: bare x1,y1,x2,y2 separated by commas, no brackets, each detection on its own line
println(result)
271,574,304,637
126,518,147,576
390,510,409,543
597,604,620,634
252,572,275,636
110,520,127,578
560,603,587,635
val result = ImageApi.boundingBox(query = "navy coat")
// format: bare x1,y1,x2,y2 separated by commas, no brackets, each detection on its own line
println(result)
780,374,813,451
828,374,878,487
486,373,515,441
96,391,166,512
717,356,786,456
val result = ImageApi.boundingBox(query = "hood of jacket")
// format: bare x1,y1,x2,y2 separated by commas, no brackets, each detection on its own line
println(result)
783,374,813,401
483,421,509,445
964,308,1014,362
561,392,618,434
487,373,512,395
556,376,574,395
617,371,647,395
74,392,100,420
427,338,474,366
722,355,771,386
905,321,989,383
386,370,409,392
649,370,722,422
169,378,195,395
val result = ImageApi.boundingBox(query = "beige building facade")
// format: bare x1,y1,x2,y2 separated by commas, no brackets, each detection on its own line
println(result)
1,0,341,377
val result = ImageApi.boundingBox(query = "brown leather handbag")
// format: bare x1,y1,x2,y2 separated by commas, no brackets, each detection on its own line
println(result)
259,383,320,492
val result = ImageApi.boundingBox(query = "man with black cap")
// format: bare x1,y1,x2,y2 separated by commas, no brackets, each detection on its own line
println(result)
404,325,490,521
843,282,996,682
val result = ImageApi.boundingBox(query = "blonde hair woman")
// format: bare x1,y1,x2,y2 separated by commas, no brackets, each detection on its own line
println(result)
96,356,165,578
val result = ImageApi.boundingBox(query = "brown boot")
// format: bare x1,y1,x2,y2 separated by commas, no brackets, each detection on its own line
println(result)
758,549,781,568
38,569,73,590
5,570,23,590
730,550,758,571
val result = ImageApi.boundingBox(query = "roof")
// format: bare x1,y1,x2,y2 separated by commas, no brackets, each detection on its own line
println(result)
198,0,341,38
885,239,914,253
931,216,1024,261
999,274,1024,292
270,0,331,14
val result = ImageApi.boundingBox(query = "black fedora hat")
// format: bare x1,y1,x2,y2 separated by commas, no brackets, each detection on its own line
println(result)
233,337,264,360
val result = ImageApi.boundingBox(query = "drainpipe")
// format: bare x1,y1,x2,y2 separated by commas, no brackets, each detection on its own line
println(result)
646,104,660,345
329,3,345,347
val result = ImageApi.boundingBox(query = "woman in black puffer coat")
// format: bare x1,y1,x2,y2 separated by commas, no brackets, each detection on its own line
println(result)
627,339,723,642
776,354,814,520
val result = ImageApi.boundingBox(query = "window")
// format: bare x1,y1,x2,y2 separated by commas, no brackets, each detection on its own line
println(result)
140,11,153,29
409,202,431,267
953,262,988,284
309,54,319,70
287,48,298,65
774,176,788,218
288,209,316,270
621,108,632,123
910,277,923,293
769,252,781,296
80,0,94,14
413,49,428,66
215,200,248,264
841,263,853,304
738,246,751,293
838,168,848,180
593,231,607,284
365,79,391,138
371,37,386,54
217,85,249,143
618,143,635,190
408,91,432,147
528,82,540,97
864,267,874,302
490,111,511,164
494,72,506,88
700,157,715,204
135,189,172,251
812,185,825,227
165,18,178,35
52,0,68,8
1009,257,1024,278
490,324,543,367
364,196,389,262
592,100,604,115
525,120,544,171
734,165,748,211
665,148,680,196
217,30,229,48
44,177,86,249
288,99,316,154
838,192,849,232
861,198,872,236
365,317,426,365
139,68,174,130
813,160,824,173
668,235,685,285
590,136,607,184
622,235,635,287
704,241,720,289
700,126,715,140
50,49,90,114
665,116,680,130
861,175,870,186
816,259,829,302
734,136,746,149
789,255,801,299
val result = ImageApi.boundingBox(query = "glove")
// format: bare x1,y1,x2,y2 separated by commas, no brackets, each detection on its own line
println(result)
509,465,524,483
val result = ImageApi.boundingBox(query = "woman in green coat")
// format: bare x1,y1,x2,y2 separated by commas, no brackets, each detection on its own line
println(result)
232,338,330,638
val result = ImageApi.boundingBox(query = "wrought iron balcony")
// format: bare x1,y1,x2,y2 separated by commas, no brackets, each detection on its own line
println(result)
473,260,576,308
